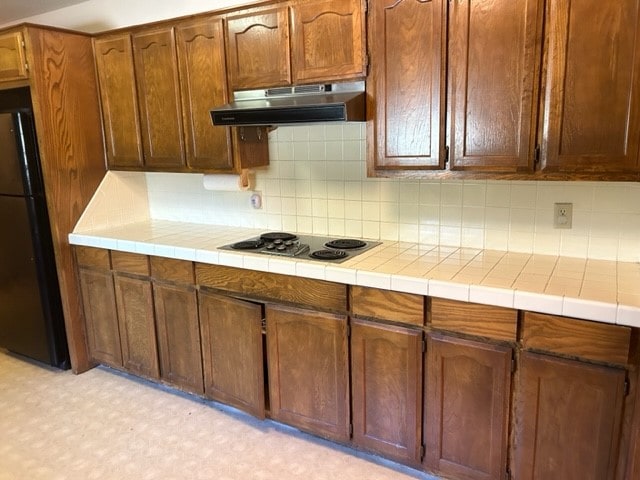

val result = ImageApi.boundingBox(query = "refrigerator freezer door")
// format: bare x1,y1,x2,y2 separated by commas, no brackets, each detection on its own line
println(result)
0,195,53,363
0,113,25,196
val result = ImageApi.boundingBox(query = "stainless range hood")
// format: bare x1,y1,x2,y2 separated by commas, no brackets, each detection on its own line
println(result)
210,81,365,126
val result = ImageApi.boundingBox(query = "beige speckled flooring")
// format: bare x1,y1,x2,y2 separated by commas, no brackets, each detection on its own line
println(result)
0,351,436,480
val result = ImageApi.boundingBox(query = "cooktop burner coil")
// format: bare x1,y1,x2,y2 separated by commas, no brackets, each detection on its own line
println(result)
260,232,298,242
324,239,367,250
310,249,349,260
230,239,265,250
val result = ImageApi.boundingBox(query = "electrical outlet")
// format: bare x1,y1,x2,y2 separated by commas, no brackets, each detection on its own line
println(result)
554,203,573,229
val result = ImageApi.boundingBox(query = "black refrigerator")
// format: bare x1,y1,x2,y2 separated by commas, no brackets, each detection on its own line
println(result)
0,87,69,369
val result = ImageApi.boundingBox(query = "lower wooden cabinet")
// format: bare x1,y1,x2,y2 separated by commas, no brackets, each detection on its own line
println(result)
199,291,265,419
113,274,159,379
266,304,350,442
154,282,203,394
78,268,122,367
350,318,423,465
513,351,627,480
424,333,512,480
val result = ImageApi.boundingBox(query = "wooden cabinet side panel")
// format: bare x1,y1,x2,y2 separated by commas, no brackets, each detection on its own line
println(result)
78,268,122,367
367,0,446,172
424,334,511,480
266,304,349,442
448,0,541,172
513,352,626,480
0,31,28,81
175,18,234,172
93,34,143,168
290,0,365,84
225,6,291,90
154,283,203,394
540,0,640,173
114,275,159,379
132,27,185,168
199,291,265,419
351,319,423,464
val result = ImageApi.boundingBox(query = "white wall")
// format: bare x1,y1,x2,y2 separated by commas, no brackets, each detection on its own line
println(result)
15,0,640,262
0,0,251,32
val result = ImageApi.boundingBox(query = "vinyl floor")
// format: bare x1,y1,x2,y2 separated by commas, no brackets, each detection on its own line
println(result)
0,350,437,480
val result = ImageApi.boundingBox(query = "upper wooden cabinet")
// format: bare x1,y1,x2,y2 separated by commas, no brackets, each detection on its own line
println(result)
94,34,143,168
94,19,269,173
539,0,640,176
225,5,291,90
368,0,640,180
132,27,186,169
0,31,28,82
225,0,366,90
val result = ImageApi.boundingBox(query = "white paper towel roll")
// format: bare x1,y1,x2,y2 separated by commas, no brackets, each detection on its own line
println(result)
202,171,253,191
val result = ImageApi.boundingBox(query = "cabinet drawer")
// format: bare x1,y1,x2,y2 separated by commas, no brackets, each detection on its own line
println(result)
111,251,150,276
522,312,631,365
350,286,424,327
429,298,518,342
196,264,347,312
76,246,111,269
150,256,194,284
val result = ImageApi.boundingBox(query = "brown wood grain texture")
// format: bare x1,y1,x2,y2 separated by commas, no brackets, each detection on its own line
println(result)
429,298,518,342
150,256,194,284
78,268,122,367
230,126,270,170
195,263,347,312
266,304,350,442
114,275,159,379
199,291,265,419
111,251,150,276
448,0,542,172
350,285,424,327
75,246,111,269
93,33,143,168
424,333,511,480
513,351,626,480
225,5,291,89
153,283,204,394
290,0,365,84
522,311,631,365
626,367,640,479
132,27,185,168
539,0,640,174
175,18,234,172
351,318,423,465
25,26,107,373
0,30,28,81
367,0,446,172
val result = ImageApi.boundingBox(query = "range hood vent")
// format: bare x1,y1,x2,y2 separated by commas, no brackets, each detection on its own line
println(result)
210,81,365,127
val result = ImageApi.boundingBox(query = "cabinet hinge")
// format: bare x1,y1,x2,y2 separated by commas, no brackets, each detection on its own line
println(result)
625,377,630,397
422,339,426,354
420,444,425,461
349,424,353,437
445,146,450,166
506,468,511,480
534,145,541,165
511,351,516,374
364,0,369,13
365,52,371,76
346,323,351,338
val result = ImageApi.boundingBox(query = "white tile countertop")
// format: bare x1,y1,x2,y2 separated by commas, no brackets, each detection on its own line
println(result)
69,220,640,328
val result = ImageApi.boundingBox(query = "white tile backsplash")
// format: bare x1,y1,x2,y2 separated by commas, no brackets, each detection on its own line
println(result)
79,125,640,263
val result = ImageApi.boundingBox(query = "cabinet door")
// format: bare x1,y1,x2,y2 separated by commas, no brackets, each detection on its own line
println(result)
132,27,185,169
225,6,291,90
448,0,542,172
513,351,626,480
266,304,349,442
290,0,365,84
424,334,512,480
114,274,159,379
0,31,28,81
539,0,640,174
351,319,423,465
175,18,234,172
199,291,265,419
94,34,143,169
367,0,446,172
78,268,122,367
154,283,203,394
